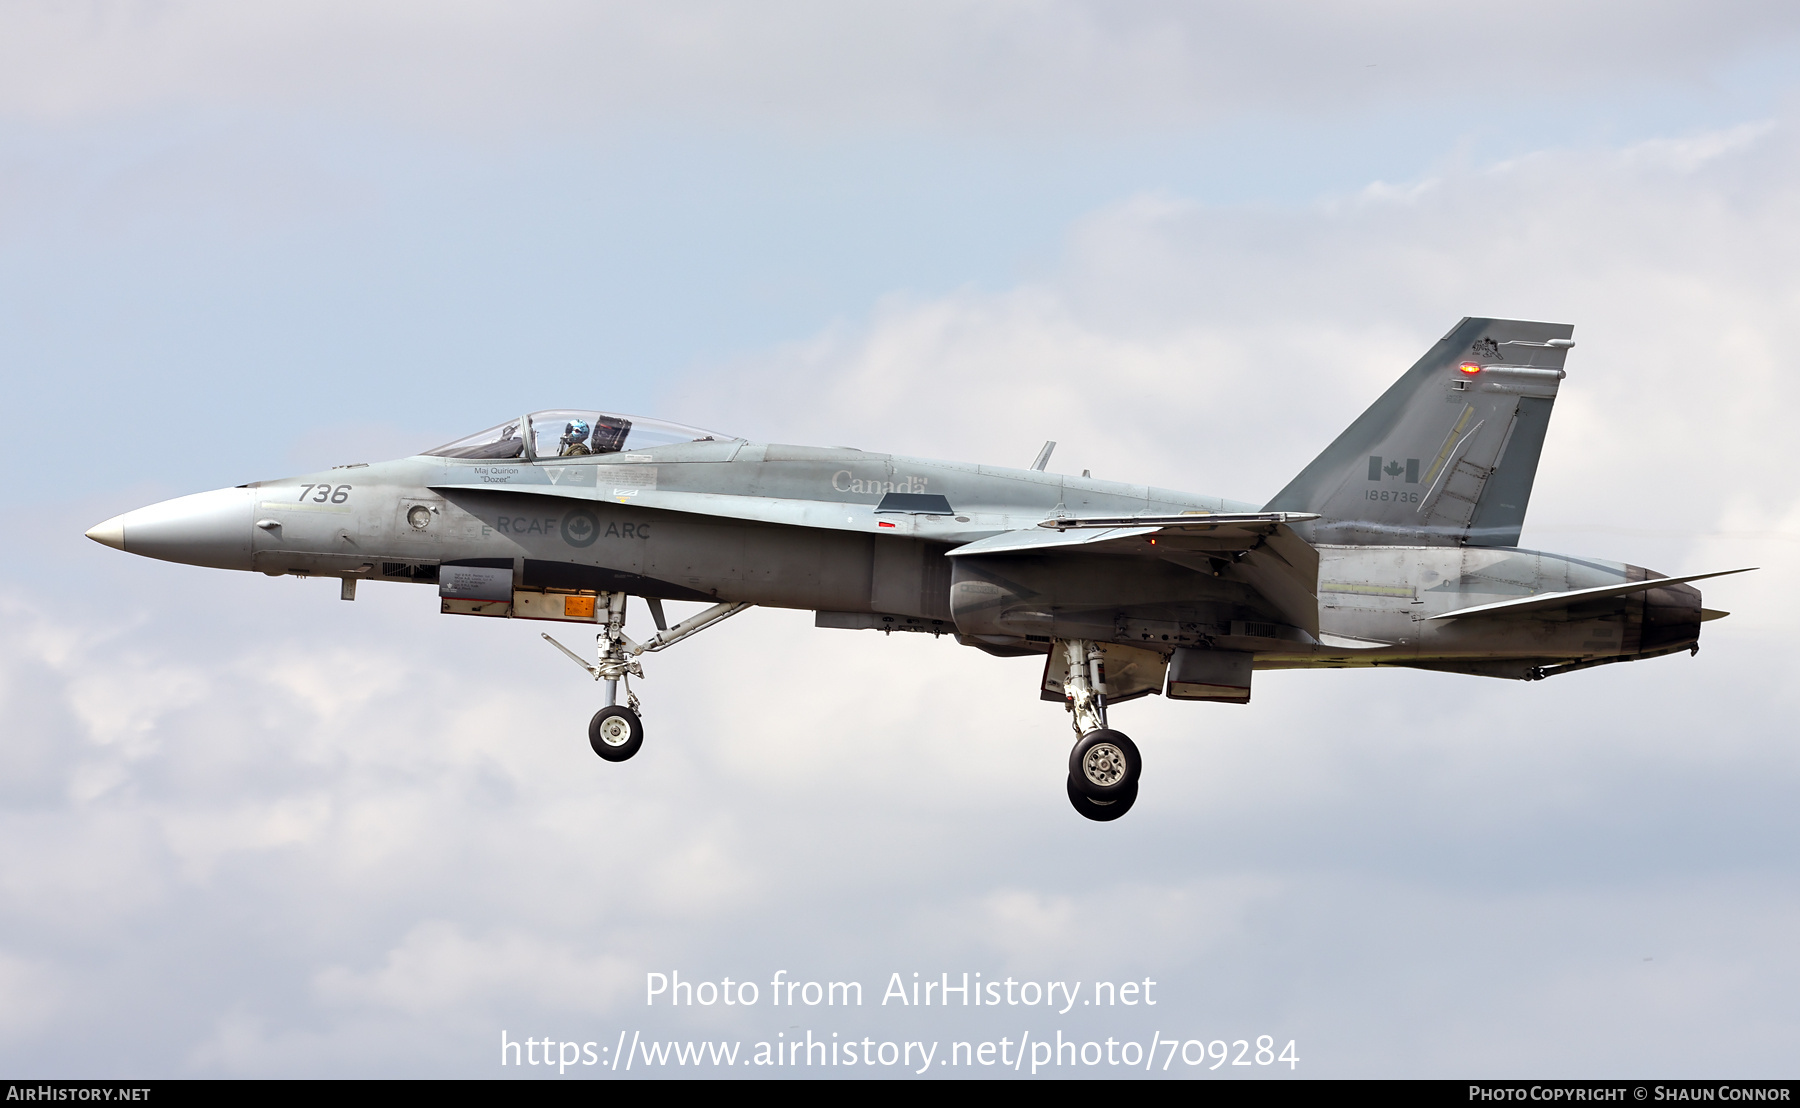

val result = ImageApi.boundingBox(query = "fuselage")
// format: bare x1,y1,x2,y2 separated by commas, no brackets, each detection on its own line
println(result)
88,437,1707,680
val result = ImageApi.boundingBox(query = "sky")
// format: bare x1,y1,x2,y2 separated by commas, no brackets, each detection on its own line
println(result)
2,0,1798,1079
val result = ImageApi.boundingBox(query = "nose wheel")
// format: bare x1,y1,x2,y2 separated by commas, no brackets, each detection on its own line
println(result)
589,705,644,762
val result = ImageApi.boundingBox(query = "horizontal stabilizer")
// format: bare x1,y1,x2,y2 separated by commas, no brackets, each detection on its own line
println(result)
1428,567,1756,620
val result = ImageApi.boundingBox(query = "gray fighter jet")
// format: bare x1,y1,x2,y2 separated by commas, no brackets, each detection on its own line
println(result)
86,317,1749,820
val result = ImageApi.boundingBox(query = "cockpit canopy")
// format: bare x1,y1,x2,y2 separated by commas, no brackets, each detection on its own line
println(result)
425,411,732,460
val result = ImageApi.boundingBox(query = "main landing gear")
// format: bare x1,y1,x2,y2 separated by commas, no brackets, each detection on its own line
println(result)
542,594,752,763
1057,638,1143,822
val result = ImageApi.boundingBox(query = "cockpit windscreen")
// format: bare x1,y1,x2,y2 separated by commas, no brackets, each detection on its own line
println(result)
423,419,525,460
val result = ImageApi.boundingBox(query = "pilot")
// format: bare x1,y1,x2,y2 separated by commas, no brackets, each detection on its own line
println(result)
558,419,592,456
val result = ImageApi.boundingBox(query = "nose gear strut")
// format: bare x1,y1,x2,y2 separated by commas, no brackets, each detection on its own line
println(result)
542,594,752,761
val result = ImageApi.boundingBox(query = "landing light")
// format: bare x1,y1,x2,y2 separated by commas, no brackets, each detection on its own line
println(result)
1458,362,1482,375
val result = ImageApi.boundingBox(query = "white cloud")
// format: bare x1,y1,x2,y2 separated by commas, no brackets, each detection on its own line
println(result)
1,2,1796,133
688,116,1800,631
314,921,637,1017
0,951,65,1038
2,538,1795,1072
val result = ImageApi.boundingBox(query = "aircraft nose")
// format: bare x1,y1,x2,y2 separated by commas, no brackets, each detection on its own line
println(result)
84,517,126,550
85,486,256,571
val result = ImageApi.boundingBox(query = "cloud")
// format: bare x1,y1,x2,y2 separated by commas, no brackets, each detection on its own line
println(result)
2,2,1796,133
314,922,638,1017
0,951,65,1037
4,526,1796,1073
686,116,1799,629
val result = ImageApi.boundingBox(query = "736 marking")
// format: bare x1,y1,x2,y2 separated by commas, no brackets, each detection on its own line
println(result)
298,484,352,504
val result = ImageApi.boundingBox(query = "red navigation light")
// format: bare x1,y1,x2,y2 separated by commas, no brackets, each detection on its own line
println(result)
1458,362,1482,375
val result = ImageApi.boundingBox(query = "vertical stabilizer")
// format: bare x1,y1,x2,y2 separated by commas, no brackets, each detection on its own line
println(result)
1264,317,1571,546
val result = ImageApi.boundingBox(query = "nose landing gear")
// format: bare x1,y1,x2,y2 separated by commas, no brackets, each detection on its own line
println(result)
1057,638,1144,821
543,594,752,763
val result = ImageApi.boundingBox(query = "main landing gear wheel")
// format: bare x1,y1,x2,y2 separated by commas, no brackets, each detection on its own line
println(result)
1067,775,1137,822
1068,728,1141,801
589,706,643,762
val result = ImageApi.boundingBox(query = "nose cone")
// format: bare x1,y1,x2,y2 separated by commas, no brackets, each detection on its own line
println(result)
85,487,256,571
85,517,126,550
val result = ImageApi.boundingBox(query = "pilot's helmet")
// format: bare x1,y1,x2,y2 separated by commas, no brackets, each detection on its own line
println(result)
563,419,591,445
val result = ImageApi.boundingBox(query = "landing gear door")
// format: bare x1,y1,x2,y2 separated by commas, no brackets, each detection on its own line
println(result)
1040,643,1169,704
1166,648,1252,703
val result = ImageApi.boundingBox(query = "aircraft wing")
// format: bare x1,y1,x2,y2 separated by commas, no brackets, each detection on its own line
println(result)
425,477,1281,543
949,513,1323,637
1426,567,1756,620
429,478,1324,634
428,480,919,534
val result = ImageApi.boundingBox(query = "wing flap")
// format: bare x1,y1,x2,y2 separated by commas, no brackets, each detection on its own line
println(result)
1226,522,1321,637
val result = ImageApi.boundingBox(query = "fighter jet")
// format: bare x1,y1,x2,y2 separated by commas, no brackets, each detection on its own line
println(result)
86,318,1749,821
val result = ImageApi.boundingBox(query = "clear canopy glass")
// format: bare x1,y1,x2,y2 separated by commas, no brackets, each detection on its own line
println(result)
424,412,731,460
525,410,730,458
423,418,526,460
